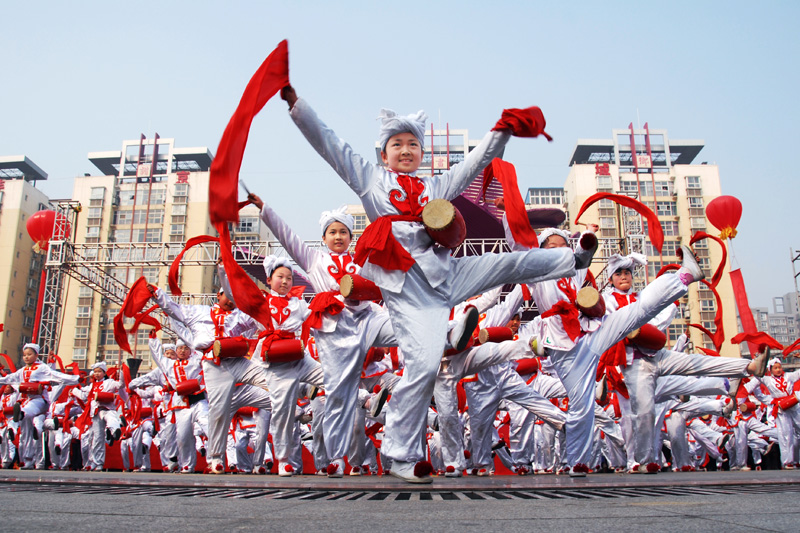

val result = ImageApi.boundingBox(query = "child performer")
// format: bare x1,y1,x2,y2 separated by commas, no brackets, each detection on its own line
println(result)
757,357,800,468
248,194,397,477
0,343,80,469
603,253,768,473
282,87,582,483
241,256,324,476
149,284,271,474
70,361,126,470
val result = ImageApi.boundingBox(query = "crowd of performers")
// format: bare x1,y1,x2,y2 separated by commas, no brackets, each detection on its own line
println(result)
1,87,799,484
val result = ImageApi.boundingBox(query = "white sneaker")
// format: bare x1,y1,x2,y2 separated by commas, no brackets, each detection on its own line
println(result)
448,305,479,352
388,460,434,484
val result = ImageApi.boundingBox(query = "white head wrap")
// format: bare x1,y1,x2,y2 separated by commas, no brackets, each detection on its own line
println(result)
217,287,225,295
162,343,177,353
263,255,293,279
537,228,571,248
319,205,354,236
176,339,187,348
23,343,40,355
378,108,428,152
91,361,107,373
767,357,782,370
607,253,647,275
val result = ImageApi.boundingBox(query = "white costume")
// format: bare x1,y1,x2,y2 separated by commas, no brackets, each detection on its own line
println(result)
258,202,397,474
290,97,576,481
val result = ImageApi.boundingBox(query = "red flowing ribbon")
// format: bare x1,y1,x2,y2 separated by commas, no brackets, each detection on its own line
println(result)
491,107,552,141
353,215,418,271
697,347,721,357
687,280,725,352
690,231,727,288
730,331,783,351
169,235,220,296
209,40,289,225
215,221,274,331
782,338,800,357
0,353,16,373
730,268,760,356
575,192,663,253
131,305,162,335
481,159,538,248
114,276,154,354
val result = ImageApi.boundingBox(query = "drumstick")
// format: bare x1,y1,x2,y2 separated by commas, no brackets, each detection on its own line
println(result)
239,180,252,196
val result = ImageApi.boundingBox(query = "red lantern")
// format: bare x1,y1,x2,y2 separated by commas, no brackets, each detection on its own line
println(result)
25,210,70,252
705,196,742,240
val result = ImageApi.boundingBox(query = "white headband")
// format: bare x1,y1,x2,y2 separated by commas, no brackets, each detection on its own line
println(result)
767,357,782,370
91,361,107,373
263,255,293,279
162,344,176,353
23,343,40,355
607,253,647,275
537,227,571,248
319,205,354,235
378,108,428,152
176,339,187,348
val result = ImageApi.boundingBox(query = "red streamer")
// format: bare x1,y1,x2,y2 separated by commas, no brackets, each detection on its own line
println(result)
491,107,552,141
690,231,727,288
209,40,289,225
480,159,538,248
730,331,783,351
575,193,663,253
730,268,760,356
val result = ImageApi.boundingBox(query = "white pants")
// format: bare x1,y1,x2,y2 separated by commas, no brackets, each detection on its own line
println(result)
203,357,270,462
381,247,575,464
549,273,688,467
623,350,748,466
264,354,324,465
775,405,800,466
316,308,396,463
173,400,208,471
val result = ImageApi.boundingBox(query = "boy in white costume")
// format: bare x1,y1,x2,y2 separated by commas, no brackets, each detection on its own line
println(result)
0,343,79,469
756,357,800,468
602,253,766,473
249,193,397,477
148,337,208,472
283,87,581,483
71,361,126,470
515,223,706,476
149,284,271,474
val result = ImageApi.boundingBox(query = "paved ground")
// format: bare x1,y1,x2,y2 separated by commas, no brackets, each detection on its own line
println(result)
2,469,799,532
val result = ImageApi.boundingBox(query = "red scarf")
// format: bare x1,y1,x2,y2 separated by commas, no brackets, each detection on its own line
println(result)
268,286,305,326
354,175,427,271
540,279,581,341
328,254,356,283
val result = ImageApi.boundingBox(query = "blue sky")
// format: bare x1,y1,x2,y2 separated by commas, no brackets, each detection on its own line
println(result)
2,1,798,307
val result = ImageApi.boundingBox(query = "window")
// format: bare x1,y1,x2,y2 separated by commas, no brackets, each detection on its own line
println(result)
172,204,187,216
170,224,185,236
236,217,258,234
700,299,716,312
620,181,638,193
600,217,616,229
353,215,367,232
72,349,87,361
75,327,89,339
79,286,93,298
688,197,703,209
655,181,673,197
174,183,189,197
76,306,91,318
690,217,707,229
596,176,612,190
23,316,34,328
90,187,105,200
656,201,677,216
88,207,103,219
99,329,116,345
686,176,701,189
86,226,100,238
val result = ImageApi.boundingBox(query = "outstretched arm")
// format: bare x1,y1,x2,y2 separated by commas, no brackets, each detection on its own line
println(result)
287,92,377,197
249,193,318,274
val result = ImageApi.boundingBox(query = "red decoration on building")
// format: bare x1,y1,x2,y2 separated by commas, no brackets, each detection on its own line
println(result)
176,171,190,184
594,163,611,176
